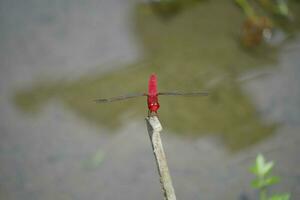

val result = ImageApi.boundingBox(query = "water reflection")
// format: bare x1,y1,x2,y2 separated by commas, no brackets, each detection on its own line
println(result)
14,1,286,151
2,1,300,200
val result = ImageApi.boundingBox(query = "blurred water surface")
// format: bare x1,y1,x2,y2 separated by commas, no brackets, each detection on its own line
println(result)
1,0,300,200
0,0,139,86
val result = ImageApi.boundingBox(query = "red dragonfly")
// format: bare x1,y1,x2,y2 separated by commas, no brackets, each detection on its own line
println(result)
95,74,208,115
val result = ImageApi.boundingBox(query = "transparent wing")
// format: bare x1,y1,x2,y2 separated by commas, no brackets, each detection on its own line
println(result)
158,91,209,96
95,93,147,103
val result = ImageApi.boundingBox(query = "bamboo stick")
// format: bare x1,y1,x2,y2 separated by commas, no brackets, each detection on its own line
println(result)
145,116,177,200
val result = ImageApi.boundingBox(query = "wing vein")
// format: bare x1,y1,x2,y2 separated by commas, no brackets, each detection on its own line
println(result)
158,91,209,96
95,93,147,103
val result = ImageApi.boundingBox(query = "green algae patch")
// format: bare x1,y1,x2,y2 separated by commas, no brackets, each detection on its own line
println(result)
13,0,291,151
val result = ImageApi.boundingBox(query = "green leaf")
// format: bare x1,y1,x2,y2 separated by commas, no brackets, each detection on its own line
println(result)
262,161,274,175
256,154,266,176
251,179,264,189
268,193,290,200
251,176,280,189
250,165,259,175
264,176,280,187
250,154,263,176
254,154,274,176
256,154,265,167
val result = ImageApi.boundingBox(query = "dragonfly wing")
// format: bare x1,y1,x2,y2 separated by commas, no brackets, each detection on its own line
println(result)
158,91,209,96
95,93,147,103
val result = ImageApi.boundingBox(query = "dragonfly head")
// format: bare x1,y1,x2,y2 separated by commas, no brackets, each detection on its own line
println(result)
149,101,160,113
147,95,160,113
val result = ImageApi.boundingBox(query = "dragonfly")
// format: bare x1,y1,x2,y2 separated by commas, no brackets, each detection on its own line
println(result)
95,74,208,116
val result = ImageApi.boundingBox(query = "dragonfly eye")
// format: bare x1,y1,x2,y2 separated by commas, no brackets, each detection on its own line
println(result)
150,102,158,107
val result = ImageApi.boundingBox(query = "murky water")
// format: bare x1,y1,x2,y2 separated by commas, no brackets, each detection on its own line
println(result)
1,0,300,200
0,0,140,87
243,40,300,125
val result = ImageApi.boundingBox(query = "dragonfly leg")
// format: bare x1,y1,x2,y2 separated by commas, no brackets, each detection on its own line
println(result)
148,110,158,118
147,110,153,117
